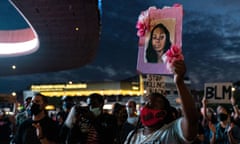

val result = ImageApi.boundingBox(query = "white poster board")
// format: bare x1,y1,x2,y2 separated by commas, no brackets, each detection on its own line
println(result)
204,82,233,104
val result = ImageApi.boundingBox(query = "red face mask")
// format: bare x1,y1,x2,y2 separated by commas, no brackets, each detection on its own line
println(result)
140,106,167,127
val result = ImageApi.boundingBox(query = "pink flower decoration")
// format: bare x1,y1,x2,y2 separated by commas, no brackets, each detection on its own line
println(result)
136,22,146,37
163,45,184,72
173,3,181,7
136,6,156,37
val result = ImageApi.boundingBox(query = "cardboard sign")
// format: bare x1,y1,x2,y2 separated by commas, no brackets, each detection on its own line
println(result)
144,74,166,96
204,82,233,104
136,4,183,74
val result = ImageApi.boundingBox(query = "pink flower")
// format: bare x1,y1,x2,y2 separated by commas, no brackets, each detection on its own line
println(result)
136,21,146,37
136,6,156,37
163,45,184,72
173,3,181,7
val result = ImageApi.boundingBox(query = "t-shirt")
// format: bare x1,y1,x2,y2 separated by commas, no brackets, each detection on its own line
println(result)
14,116,59,144
124,118,191,144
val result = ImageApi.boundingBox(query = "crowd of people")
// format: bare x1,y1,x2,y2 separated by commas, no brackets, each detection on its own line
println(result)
0,60,240,144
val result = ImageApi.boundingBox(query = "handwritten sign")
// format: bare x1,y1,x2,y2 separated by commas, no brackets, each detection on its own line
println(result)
204,82,233,104
145,74,166,96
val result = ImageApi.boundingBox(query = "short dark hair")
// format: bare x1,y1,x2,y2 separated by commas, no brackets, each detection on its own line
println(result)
148,92,170,109
127,100,137,108
148,92,174,124
35,93,48,104
88,93,104,105
112,103,125,115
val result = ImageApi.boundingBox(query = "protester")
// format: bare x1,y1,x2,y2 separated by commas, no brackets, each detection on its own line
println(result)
200,95,240,144
15,96,32,127
61,96,75,121
112,102,128,127
120,100,139,143
14,93,59,144
59,104,91,144
212,104,240,144
60,93,118,144
56,111,65,128
125,100,138,126
86,93,118,144
112,102,128,144
124,60,198,143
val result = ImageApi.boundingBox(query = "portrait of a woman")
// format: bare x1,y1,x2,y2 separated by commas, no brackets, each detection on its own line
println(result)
145,23,172,63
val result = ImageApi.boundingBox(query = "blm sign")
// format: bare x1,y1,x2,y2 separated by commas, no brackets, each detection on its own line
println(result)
204,82,233,104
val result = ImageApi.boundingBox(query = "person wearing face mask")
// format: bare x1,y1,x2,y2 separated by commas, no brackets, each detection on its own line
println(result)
61,96,75,121
14,93,59,144
211,105,240,144
86,93,118,144
124,60,198,144
125,100,138,126
120,100,140,143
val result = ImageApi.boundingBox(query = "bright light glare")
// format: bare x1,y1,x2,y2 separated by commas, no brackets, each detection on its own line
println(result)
0,38,39,57
12,92,16,96
103,104,113,110
12,65,16,69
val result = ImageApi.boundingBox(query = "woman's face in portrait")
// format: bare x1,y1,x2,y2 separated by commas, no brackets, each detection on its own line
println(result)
151,27,166,52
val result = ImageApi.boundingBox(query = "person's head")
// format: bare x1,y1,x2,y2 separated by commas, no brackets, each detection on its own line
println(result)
87,93,104,117
126,100,139,125
126,100,137,117
216,105,230,122
112,103,128,126
146,23,171,63
24,97,32,108
30,93,48,116
61,96,74,113
140,92,173,129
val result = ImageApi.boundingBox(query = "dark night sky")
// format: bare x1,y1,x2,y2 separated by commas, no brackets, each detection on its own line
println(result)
1,0,240,93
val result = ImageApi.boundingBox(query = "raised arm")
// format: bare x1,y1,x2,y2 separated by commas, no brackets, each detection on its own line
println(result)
231,96,239,120
173,60,198,141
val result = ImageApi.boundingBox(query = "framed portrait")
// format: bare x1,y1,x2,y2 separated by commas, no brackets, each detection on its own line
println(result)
136,5,183,75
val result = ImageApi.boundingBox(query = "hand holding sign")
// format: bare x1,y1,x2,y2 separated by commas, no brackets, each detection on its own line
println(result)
204,83,233,104
162,45,184,72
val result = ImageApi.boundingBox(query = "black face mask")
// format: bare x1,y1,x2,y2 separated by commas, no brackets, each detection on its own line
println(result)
30,103,41,115
218,113,228,121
